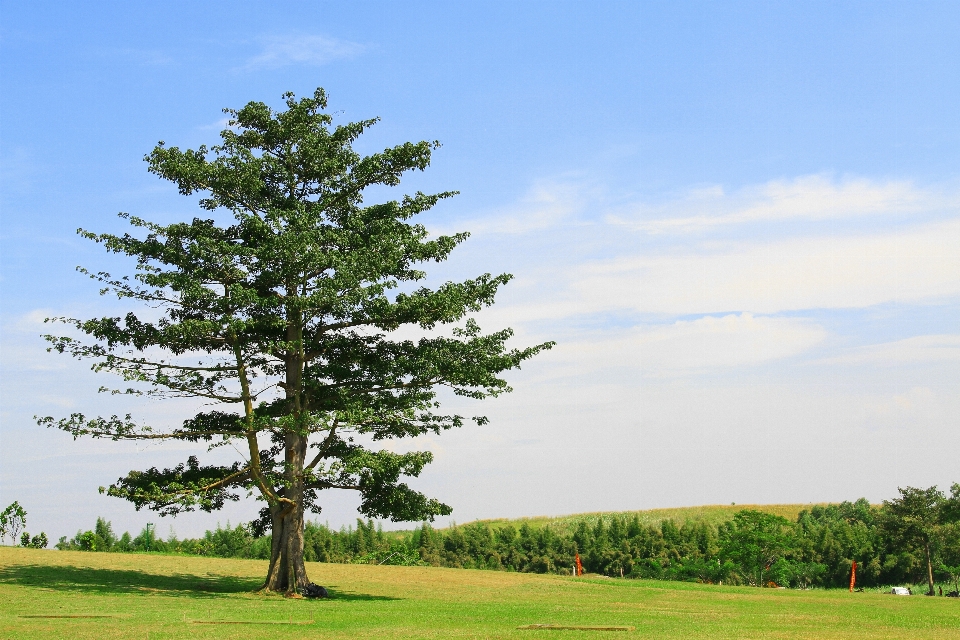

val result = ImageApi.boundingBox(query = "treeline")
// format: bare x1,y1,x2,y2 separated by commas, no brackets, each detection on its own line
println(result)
56,484,960,591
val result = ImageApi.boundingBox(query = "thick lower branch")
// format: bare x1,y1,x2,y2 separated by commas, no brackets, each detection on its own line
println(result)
232,332,295,511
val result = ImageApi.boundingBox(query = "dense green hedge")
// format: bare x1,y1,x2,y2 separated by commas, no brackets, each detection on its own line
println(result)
56,494,960,590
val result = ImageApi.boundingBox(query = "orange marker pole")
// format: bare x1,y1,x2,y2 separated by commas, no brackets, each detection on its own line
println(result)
849,560,857,592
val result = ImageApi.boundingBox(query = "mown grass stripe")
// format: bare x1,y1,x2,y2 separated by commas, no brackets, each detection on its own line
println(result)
19,615,123,619
189,619,314,625
519,624,635,631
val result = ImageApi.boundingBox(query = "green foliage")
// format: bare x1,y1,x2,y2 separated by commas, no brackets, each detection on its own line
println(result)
94,517,117,550
881,485,953,594
133,523,158,552
352,543,426,567
1,501,27,545
719,510,793,586
944,483,960,523
882,486,945,547
935,520,960,591
18,532,48,549
78,531,99,551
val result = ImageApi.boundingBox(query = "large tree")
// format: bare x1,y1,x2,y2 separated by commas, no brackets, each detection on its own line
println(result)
38,89,552,594
719,510,793,587
881,485,948,596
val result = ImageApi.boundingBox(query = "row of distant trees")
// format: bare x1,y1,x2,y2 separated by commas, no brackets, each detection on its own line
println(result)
52,484,960,592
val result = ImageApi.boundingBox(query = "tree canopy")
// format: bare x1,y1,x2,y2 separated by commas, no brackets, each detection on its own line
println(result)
719,510,793,587
882,484,960,595
0,501,27,545
38,88,553,592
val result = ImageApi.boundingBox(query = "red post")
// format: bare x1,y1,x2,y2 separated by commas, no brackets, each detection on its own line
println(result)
575,553,583,577
849,560,857,592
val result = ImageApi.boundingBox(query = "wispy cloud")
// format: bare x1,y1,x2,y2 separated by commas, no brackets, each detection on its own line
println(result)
635,219,960,315
197,117,234,132
854,386,948,432
450,171,960,328
640,313,826,372
240,34,364,71
821,334,960,366
614,175,960,234
536,313,826,378
475,217,960,326
432,178,596,237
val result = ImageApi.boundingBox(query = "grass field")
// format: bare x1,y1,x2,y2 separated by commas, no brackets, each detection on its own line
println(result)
2,547,958,639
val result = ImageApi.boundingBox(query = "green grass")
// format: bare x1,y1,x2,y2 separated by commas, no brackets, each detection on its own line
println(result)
2,546,958,639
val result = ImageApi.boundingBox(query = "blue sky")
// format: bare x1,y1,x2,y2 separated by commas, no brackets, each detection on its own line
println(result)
2,1,958,541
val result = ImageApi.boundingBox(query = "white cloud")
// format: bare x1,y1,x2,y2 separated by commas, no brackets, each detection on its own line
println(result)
445,173,960,324
478,218,958,322
639,313,827,372
619,175,960,234
637,220,960,315
240,35,364,71
433,177,593,237
853,386,948,432
197,117,233,131
525,313,825,378
822,334,960,366
18,308,54,327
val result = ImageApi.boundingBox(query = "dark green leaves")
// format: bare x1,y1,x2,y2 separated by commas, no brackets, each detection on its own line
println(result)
346,450,452,522
103,456,248,516
881,485,950,545
37,413,145,441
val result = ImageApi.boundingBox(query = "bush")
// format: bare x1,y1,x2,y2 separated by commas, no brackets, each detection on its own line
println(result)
78,531,99,551
19,532,47,548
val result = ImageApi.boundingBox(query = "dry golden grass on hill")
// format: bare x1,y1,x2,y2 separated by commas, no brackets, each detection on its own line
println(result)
446,503,829,534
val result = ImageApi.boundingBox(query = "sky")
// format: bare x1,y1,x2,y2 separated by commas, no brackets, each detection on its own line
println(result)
1,1,958,542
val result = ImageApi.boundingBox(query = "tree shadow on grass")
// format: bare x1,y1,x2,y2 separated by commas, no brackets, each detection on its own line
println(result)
0,564,398,601
322,586,399,601
0,564,258,598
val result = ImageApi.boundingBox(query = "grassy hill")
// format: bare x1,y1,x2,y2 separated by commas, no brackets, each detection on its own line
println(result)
431,503,830,534
3,545,958,639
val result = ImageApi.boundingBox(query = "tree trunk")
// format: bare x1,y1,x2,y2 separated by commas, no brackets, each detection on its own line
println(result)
262,495,309,593
262,432,311,594
925,541,935,596
262,301,314,594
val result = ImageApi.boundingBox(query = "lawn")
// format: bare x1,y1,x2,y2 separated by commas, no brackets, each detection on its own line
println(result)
1,547,958,639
